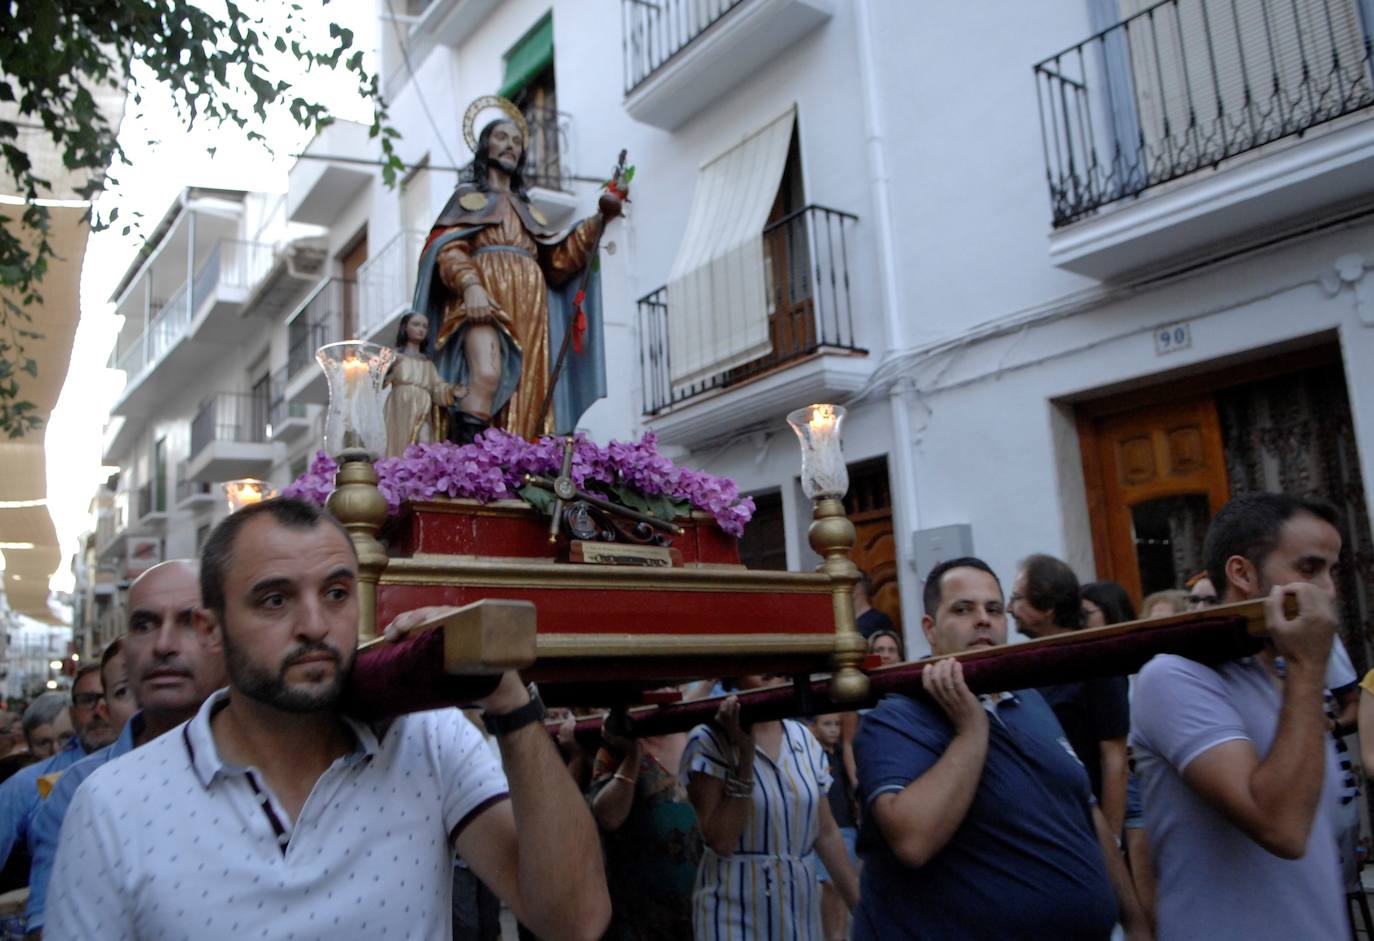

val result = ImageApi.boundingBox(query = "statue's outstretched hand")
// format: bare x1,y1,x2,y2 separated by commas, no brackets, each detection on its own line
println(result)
464,283,494,324
598,190,623,222
441,383,467,407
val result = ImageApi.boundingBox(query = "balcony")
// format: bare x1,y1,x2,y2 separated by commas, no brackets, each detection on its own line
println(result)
622,0,833,130
188,240,277,342
186,391,279,482
268,367,313,443
382,0,502,99
94,493,130,564
523,105,580,226
131,479,169,532
1035,0,1374,279
112,238,276,417
638,205,868,446
173,461,217,510
284,279,357,405
287,120,376,226
358,234,424,343
101,415,143,466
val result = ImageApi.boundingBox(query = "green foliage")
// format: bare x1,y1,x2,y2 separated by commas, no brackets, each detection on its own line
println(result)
517,480,688,526
0,0,406,438
517,483,556,516
607,483,687,524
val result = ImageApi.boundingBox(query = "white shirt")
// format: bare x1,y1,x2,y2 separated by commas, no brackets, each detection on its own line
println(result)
46,689,509,941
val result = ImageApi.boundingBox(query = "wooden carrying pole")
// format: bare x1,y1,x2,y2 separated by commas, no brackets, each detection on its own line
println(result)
561,598,1276,745
342,599,537,721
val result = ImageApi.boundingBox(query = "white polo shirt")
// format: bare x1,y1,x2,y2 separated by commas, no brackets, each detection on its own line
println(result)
46,689,509,940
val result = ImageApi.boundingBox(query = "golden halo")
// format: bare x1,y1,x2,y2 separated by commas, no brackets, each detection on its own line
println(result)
462,96,529,154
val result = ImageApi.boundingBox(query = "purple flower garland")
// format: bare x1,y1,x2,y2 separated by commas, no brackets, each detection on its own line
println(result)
281,429,756,538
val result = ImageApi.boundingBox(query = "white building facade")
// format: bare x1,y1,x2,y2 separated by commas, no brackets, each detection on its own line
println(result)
96,0,1374,668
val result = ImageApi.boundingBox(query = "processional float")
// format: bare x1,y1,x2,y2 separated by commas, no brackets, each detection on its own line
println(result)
302,339,1270,734
279,99,1271,735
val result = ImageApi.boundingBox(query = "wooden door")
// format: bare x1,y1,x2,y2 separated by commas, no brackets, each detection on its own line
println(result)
844,457,901,633
1079,395,1230,604
339,233,367,338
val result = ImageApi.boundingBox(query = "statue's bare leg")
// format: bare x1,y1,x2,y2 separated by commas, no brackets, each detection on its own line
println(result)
459,324,503,420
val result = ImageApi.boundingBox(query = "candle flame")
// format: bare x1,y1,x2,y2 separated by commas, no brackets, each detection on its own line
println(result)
809,404,838,433
225,479,274,512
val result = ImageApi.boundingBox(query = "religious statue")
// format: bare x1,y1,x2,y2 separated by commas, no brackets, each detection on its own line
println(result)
412,96,624,443
382,312,463,457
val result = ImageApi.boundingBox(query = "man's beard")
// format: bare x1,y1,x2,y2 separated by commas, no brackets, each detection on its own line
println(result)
223,633,353,714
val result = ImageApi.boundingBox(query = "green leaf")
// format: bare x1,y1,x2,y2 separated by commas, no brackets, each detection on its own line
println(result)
610,484,688,523
518,484,556,517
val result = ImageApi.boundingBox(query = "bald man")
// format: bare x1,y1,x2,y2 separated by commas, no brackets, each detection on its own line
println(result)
26,560,226,936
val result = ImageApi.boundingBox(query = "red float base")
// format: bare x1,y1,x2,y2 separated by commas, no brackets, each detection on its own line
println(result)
375,499,841,706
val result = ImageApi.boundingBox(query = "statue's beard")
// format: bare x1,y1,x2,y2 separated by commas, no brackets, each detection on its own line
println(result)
492,153,519,174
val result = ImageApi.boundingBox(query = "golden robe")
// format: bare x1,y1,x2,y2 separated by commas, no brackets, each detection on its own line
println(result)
432,194,599,440
383,354,452,457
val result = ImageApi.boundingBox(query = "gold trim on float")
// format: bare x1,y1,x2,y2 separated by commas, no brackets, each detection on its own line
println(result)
404,499,541,520
381,555,834,594
534,633,839,658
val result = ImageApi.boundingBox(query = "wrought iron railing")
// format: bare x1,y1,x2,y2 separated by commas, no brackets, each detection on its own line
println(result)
358,233,424,338
174,461,213,505
286,278,357,380
1035,0,1374,227
638,204,860,415
135,479,166,520
191,391,271,458
268,366,308,430
622,0,748,93
523,103,570,191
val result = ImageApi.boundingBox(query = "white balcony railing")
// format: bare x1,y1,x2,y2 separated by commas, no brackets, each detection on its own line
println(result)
357,229,426,338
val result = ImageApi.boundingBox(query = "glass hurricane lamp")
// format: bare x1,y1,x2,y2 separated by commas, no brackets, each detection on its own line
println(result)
787,404,849,500
317,341,395,461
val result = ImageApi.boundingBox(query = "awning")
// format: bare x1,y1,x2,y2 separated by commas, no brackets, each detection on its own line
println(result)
666,106,795,388
0,71,125,623
498,14,554,100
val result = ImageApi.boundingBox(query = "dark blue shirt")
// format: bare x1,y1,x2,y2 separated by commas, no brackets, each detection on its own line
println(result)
852,689,1117,940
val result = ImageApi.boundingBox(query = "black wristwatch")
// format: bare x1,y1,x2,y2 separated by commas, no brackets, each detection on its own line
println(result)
482,683,546,737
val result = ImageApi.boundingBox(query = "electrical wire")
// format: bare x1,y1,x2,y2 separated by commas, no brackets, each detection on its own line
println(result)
382,0,459,171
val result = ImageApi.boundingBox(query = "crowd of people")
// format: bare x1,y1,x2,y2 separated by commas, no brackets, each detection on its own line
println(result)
0,489,1360,940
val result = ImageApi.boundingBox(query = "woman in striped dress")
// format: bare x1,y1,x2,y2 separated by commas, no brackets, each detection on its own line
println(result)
683,677,859,941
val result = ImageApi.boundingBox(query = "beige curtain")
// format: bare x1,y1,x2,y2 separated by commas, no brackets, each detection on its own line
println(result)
666,106,796,388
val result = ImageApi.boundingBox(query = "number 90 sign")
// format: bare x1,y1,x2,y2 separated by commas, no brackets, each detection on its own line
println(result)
1154,322,1192,356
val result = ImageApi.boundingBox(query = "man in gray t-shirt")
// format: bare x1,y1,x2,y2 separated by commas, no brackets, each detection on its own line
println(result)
1131,493,1348,940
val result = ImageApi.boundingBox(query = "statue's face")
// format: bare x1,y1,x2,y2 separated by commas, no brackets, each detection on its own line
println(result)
405,315,428,345
486,121,524,174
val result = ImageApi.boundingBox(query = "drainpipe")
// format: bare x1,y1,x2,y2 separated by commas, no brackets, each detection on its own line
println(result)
854,0,924,645
187,203,196,318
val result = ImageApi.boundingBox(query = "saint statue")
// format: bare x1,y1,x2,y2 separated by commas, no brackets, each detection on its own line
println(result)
382,312,463,457
413,96,623,443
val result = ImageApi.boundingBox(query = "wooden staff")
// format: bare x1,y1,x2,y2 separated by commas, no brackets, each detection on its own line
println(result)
536,149,628,431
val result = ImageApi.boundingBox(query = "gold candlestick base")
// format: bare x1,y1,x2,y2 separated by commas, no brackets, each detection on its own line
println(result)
809,496,869,703
326,456,390,642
